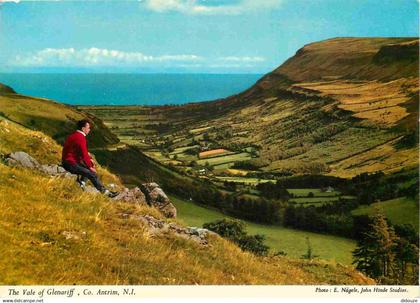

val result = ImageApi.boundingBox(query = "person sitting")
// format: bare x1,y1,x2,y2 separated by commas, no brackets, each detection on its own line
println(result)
61,119,118,198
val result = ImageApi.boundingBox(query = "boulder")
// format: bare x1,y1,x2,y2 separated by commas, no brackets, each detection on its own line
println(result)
39,164,67,176
136,214,213,246
140,182,177,218
4,151,72,177
112,187,147,205
5,151,40,169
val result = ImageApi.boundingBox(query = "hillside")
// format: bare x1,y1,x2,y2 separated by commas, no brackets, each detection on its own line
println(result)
0,87,119,148
0,116,374,285
273,37,418,82
81,37,419,178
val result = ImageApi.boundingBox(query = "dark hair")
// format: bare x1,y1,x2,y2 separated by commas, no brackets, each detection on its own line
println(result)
77,119,90,130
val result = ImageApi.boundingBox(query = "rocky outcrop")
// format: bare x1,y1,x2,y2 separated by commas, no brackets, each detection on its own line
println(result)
4,151,177,218
140,182,177,218
113,187,147,205
5,151,71,176
5,151,41,170
39,164,68,176
132,214,216,246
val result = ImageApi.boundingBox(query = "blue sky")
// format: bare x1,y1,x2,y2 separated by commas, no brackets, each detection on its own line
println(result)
0,0,418,73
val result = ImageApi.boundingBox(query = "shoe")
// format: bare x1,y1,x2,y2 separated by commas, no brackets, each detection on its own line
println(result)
103,189,119,198
77,179,86,189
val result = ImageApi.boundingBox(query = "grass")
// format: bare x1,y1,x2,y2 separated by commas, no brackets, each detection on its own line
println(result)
196,152,251,166
287,188,341,197
351,197,419,232
215,176,276,185
290,197,340,203
0,93,118,148
170,195,358,265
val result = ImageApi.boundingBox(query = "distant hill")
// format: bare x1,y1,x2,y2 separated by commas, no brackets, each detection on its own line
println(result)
0,83,16,94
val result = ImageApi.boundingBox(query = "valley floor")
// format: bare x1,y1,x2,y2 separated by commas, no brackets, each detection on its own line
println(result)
170,195,357,265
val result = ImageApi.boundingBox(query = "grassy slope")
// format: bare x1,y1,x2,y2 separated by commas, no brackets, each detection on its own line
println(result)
0,117,374,285
274,37,419,82
0,89,119,148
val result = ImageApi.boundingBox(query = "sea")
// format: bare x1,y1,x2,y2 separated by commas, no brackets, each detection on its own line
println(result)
0,73,263,106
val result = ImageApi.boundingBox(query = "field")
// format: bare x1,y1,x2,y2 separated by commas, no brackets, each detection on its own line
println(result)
293,78,418,127
215,176,275,185
196,152,252,166
287,188,340,197
199,148,230,158
170,195,357,264
351,197,419,232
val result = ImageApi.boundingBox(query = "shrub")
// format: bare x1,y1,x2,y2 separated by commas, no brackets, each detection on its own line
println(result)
203,218,270,256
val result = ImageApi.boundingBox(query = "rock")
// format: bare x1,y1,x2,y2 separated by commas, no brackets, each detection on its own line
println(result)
5,151,40,169
60,230,87,241
158,202,177,219
136,214,212,246
112,187,147,205
140,182,177,218
39,164,67,176
4,151,71,177
84,186,100,193
188,226,217,238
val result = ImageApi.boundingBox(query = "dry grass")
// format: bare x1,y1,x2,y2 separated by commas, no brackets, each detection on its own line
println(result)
0,163,375,285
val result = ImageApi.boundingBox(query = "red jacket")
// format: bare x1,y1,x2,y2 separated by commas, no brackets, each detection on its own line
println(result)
62,130,94,167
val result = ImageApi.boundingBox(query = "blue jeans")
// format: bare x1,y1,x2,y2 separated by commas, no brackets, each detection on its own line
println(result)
62,160,105,192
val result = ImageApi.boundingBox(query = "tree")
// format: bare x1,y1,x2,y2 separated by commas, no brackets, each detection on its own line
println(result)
203,218,246,241
301,237,319,260
307,192,314,198
393,238,419,283
393,224,419,284
352,208,399,282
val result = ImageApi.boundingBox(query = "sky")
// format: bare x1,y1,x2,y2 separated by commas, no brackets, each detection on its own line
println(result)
0,0,418,74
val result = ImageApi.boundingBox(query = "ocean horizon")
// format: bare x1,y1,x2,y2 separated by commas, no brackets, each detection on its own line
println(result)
0,73,263,106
